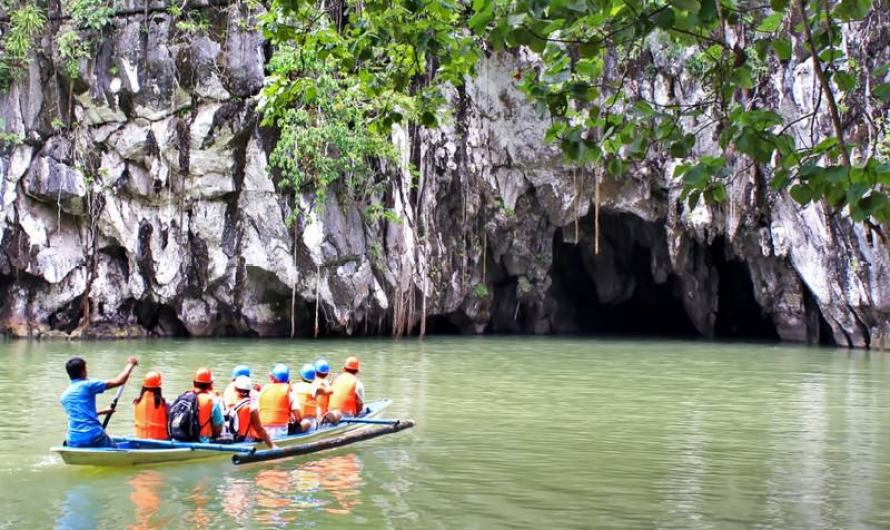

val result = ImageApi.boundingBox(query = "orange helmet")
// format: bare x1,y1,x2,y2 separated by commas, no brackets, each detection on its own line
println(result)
143,371,162,389
194,367,214,384
344,356,360,371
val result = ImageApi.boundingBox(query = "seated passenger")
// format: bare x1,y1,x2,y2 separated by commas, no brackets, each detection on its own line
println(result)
227,376,277,449
329,356,365,419
60,356,139,448
224,365,251,408
258,363,301,439
133,371,169,440
312,359,335,423
293,364,320,432
191,368,224,442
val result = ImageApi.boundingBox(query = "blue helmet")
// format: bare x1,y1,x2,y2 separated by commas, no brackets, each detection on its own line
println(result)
232,365,250,379
271,363,290,383
315,359,330,375
300,363,316,382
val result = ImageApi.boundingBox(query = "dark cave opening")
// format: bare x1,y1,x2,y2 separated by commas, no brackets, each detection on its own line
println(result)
422,314,463,335
547,213,780,341
710,239,780,341
549,214,699,337
135,300,190,337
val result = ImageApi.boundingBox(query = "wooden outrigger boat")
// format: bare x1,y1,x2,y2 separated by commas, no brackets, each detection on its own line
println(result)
52,399,391,467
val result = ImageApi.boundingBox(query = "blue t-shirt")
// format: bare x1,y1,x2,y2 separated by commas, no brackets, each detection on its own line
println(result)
60,379,108,446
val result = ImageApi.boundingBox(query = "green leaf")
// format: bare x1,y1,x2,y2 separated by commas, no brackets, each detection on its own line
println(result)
735,129,774,163
874,83,890,103
420,111,438,127
633,100,654,117
654,8,676,29
770,0,789,10
710,183,727,202
859,192,887,214
576,58,603,78
835,71,858,91
772,38,792,61
561,136,583,161
669,0,700,12
834,0,871,21
771,168,790,190
469,3,495,32
789,184,815,204
729,65,754,90
756,12,784,32
607,157,624,177
688,189,702,209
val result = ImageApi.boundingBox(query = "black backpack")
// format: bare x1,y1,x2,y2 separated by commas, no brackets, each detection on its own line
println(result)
168,391,203,442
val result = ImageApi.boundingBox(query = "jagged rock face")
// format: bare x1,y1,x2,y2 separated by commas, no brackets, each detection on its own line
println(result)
0,3,888,348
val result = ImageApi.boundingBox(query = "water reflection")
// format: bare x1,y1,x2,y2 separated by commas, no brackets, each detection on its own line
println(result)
255,468,298,526
10,338,890,529
250,453,365,525
302,454,364,514
219,477,252,525
129,471,166,530
55,484,98,530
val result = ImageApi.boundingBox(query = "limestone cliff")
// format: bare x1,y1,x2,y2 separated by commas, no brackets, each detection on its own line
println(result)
1,1,888,347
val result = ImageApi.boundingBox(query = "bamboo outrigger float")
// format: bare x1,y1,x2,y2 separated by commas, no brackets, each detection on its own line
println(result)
52,399,406,467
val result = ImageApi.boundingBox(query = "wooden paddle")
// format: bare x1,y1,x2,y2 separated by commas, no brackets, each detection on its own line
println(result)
101,378,128,429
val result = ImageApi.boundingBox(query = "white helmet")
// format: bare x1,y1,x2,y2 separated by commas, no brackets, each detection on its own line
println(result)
234,375,252,391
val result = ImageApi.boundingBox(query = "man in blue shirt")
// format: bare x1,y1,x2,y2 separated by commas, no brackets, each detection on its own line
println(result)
60,356,139,447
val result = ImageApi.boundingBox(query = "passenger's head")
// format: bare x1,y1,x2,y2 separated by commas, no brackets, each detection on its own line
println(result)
136,371,164,407
234,375,252,396
300,363,316,383
315,359,330,378
344,356,360,374
271,363,290,383
66,357,87,380
193,367,214,390
143,371,162,389
232,365,250,380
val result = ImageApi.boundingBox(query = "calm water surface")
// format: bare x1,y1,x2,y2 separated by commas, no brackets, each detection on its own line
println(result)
0,337,889,529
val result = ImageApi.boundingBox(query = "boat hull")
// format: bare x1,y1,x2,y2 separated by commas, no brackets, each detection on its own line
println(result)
52,399,390,467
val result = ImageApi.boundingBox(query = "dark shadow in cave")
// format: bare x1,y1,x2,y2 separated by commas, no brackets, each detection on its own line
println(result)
135,300,190,337
422,314,463,335
548,213,699,338
710,238,779,341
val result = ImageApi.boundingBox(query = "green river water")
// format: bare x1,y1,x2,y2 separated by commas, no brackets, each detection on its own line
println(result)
1,337,889,529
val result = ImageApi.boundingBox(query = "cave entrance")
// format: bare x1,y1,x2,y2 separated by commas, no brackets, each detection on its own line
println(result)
549,213,699,337
710,238,780,341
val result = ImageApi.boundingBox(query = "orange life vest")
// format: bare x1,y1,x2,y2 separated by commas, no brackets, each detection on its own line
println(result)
195,391,215,438
134,395,168,440
293,381,318,419
230,397,260,440
259,383,292,426
313,377,331,415
223,382,239,408
330,372,359,416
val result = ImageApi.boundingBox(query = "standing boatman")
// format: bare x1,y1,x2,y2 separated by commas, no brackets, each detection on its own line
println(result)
60,356,139,448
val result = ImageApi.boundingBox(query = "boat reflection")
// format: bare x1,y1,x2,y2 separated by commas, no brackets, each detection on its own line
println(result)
54,483,100,530
128,470,169,530
301,453,364,515
225,453,365,524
